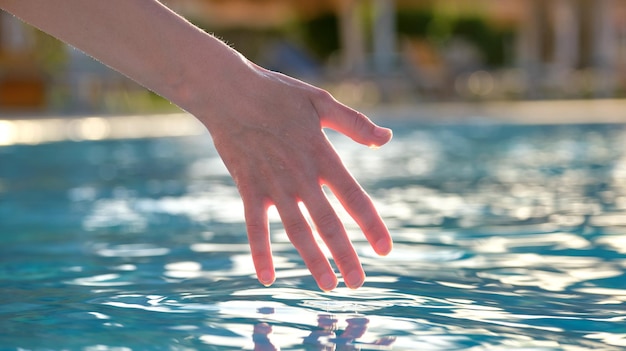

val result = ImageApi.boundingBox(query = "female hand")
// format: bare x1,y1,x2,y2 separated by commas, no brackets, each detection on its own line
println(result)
198,63,393,291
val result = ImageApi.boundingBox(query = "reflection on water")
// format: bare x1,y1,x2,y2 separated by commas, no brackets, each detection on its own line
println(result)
1,122,626,350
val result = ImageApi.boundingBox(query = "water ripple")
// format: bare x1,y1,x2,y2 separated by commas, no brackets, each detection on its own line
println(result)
2,124,626,350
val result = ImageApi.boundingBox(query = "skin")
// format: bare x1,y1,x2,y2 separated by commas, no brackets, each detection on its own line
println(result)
0,0,393,291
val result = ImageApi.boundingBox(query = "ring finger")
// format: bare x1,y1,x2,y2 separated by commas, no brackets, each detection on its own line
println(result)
274,198,338,291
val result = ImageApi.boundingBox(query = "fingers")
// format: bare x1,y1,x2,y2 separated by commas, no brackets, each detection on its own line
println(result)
246,188,370,290
243,197,275,286
301,188,365,289
323,164,393,257
315,94,392,148
242,144,390,290
274,199,338,291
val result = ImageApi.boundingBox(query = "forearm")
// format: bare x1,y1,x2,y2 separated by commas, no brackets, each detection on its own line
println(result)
0,0,249,115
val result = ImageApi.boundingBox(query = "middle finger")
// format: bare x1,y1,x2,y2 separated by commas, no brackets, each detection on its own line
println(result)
301,187,365,289
274,198,338,291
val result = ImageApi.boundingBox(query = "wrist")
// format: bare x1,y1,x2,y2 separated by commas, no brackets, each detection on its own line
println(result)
171,35,255,122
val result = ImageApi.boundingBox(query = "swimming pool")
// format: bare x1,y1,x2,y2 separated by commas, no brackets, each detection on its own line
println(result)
1,118,625,350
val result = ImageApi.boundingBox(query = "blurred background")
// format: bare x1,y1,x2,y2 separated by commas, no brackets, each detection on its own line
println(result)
0,0,625,114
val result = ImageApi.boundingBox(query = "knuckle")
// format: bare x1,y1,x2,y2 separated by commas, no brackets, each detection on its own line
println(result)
283,220,310,240
361,217,380,235
315,211,341,233
332,248,356,267
251,250,271,264
246,222,267,235
306,254,329,271
351,112,367,131
237,179,261,199
309,89,334,114
343,186,367,209
312,88,333,102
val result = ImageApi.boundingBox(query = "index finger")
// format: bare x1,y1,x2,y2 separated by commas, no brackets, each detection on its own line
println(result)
323,165,392,256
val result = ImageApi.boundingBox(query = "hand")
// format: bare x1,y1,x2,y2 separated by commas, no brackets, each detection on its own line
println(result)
0,0,391,291
197,63,393,291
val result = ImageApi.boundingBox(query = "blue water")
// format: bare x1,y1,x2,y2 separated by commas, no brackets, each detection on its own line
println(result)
1,121,625,350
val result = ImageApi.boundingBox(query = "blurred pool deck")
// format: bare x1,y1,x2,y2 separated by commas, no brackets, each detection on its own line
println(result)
367,98,626,124
1,98,626,145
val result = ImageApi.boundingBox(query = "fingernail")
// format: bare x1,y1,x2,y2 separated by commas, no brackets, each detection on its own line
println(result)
259,270,274,286
374,127,392,139
376,238,392,256
320,273,337,291
346,270,364,289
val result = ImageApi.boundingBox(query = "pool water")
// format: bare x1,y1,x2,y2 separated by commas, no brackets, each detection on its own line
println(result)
1,121,625,350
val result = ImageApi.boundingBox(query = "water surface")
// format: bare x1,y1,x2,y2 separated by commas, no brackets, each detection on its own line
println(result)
1,121,625,350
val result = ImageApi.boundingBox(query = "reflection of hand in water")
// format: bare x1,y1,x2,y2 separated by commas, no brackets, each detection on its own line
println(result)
336,317,368,344
253,322,278,351
335,318,364,351
303,314,338,350
303,315,396,351
252,309,395,351
253,307,278,351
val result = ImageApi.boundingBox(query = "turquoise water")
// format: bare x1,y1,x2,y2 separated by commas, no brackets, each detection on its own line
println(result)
1,121,625,350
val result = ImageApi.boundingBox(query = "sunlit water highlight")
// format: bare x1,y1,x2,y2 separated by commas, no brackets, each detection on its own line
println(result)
1,121,625,350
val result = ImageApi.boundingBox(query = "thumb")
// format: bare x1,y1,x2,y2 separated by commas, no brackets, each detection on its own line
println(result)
319,101,393,147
